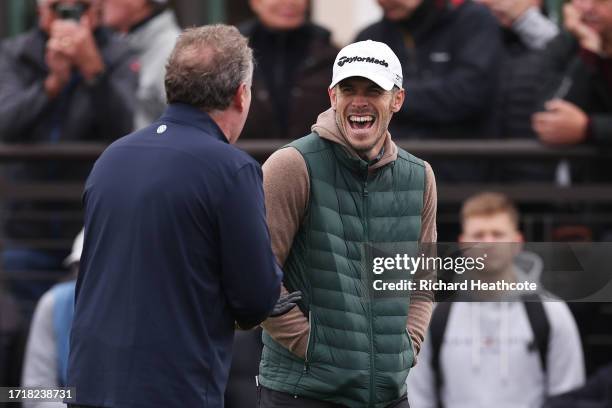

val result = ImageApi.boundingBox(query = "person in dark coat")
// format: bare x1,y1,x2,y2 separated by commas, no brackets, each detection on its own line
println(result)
66,25,283,408
239,0,338,141
532,0,612,183
0,0,138,306
533,0,612,148
479,0,560,182
356,0,503,182
0,283,25,395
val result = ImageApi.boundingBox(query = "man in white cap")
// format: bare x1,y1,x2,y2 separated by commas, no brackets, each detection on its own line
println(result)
258,40,438,407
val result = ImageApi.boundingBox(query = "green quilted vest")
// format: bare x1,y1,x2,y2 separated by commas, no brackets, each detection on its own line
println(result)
259,133,425,407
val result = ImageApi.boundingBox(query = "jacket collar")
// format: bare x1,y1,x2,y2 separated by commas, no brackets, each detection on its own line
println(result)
160,103,228,143
19,29,48,71
126,9,178,52
128,7,166,34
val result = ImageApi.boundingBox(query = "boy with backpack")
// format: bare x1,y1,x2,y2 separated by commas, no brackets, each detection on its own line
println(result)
407,192,585,408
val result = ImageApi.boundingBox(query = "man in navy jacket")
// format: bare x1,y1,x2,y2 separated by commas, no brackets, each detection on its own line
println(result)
67,25,282,408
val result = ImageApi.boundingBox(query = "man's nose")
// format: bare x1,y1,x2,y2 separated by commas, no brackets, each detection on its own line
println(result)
350,95,369,109
481,234,496,243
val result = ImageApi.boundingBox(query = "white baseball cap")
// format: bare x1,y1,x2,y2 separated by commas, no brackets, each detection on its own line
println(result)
63,229,84,267
329,40,403,91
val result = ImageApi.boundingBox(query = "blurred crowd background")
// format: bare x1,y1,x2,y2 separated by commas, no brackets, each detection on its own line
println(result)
0,0,611,407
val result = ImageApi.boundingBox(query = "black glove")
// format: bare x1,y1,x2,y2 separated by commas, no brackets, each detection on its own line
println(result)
269,291,302,317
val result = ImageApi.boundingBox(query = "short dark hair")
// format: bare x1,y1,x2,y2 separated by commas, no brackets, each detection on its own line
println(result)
165,25,253,112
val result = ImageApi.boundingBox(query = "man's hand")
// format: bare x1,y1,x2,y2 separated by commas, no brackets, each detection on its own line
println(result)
532,99,589,145
564,3,602,53
49,15,105,81
269,291,302,317
476,0,535,27
44,42,72,98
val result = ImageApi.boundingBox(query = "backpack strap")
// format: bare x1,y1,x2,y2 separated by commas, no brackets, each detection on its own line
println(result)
429,302,452,408
522,294,550,375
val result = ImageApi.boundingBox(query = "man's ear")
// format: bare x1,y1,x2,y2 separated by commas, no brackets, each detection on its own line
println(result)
508,230,524,257
391,88,405,112
234,83,249,113
249,0,261,15
328,86,337,110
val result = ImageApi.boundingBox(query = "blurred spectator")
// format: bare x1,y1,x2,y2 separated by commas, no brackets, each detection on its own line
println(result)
568,302,612,376
0,0,137,306
532,0,612,147
0,280,25,391
356,0,502,181
21,230,81,408
478,0,559,49
408,192,585,408
102,0,180,129
479,0,559,182
544,363,612,408
239,0,337,140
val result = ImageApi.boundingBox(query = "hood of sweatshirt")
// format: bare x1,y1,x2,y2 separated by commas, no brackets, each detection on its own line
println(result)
514,251,543,286
311,108,399,171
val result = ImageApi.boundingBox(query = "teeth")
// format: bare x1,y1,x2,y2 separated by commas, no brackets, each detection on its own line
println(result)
349,115,374,123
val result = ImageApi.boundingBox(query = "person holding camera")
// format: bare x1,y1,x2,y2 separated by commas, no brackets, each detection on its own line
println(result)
0,0,137,310
532,0,612,147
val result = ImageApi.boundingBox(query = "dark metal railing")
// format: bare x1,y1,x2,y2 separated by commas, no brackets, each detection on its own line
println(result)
0,140,610,248
0,140,610,203
0,139,607,161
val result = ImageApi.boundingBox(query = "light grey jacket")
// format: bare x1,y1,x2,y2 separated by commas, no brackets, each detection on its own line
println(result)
22,290,63,408
127,10,180,129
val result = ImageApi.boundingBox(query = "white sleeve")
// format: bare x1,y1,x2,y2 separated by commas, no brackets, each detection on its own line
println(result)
512,7,560,50
407,337,438,408
21,290,66,408
544,301,585,396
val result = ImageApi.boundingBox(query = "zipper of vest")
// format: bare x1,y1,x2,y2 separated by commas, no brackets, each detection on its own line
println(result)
363,178,376,405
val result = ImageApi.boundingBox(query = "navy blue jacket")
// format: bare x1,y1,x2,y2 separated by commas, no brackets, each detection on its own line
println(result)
67,103,282,407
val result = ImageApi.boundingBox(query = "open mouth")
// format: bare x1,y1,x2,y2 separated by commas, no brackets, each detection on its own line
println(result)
348,115,376,130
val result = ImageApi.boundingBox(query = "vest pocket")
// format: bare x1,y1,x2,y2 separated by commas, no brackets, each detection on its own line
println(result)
305,311,315,365
405,328,415,368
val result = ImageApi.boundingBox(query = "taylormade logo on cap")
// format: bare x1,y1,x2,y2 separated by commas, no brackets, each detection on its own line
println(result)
337,56,389,68
330,40,403,91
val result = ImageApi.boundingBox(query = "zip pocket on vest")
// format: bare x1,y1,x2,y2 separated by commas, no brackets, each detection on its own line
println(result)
406,328,415,368
304,311,314,372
